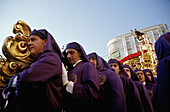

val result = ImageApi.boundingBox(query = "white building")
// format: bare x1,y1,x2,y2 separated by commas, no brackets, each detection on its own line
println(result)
107,23,169,60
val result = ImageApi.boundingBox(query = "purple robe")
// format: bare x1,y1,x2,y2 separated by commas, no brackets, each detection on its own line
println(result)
3,29,64,112
88,53,126,112
64,61,99,112
63,42,100,112
122,65,139,81
108,59,144,112
123,65,154,112
134,69,158,112
155,32,170,112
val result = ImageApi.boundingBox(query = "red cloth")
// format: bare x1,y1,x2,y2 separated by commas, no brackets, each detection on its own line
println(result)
120,50,147,63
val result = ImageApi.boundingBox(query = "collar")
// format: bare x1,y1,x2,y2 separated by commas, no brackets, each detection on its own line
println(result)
73,60,82,67
143,82,146,85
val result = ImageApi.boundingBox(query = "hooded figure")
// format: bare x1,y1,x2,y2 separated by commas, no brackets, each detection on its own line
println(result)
3,29,64,112
155,32,170,112
88,52,126,112
143,69,157,84
134,69,158,112
62,42,99,112
123,65,139,81
123,65,154,112
108,59,144,112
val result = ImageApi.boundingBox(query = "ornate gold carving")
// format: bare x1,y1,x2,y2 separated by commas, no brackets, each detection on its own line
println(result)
2,59,21,76
123,29,158,76
0,20,32,89
13,20,31,37
2,21,32,66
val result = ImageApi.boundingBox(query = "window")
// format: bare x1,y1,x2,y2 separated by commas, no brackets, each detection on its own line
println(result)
126,41,131,49
111,50,120,59
135,37,140,51
146,31,155,43
126,36,133,55
161,26,166,34
108,41,119,53
153,29,159,41
127,48,133,55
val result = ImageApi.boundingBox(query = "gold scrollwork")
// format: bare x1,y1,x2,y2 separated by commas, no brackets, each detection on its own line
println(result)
0,20,32,89
2,59,21,77
2,20,32,66
13,20,31,37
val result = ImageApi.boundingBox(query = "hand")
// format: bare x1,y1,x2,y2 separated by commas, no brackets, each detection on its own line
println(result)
62,63,69,86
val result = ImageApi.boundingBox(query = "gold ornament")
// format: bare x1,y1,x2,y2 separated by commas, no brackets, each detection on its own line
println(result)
0,20,32,90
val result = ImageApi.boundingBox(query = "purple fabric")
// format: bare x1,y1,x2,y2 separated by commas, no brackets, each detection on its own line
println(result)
65,42,89,62
30,29,64,61
3,29,64,112
88,52,112,71
97,70,126,112
122,65,154,111
30,29,47,39
65,61,100,112
17,52,63,112
134,69,151,83
134,81,154,112
134,69,158,111
155,32,170,112
108,59,144,112
145,83,158,112
121,77,144,112
65,42,80,51
63,43,99,112
123,65,140,81
63,42,89,70
143,69,157,84
155,32,170,61
88,52,126,112
108,59,129,77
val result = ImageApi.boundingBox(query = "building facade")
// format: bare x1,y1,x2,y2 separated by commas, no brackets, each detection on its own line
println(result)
107,23,169,60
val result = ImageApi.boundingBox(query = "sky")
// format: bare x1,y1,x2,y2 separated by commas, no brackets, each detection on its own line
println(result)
0,0,170,60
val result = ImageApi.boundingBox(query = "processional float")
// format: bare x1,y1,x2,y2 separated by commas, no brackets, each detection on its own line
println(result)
0,21,32,90
120,29,158,77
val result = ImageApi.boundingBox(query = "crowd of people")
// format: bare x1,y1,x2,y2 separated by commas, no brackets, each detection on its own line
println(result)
0,29,169,112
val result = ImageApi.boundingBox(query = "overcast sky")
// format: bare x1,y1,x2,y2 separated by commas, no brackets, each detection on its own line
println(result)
0,0,170,60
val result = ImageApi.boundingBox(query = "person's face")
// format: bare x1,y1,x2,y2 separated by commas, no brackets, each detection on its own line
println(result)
110,63,120,75
66,48,81,65
136,71,145,83
28,35,47,55
145,72,152,81
89,57,97,68
124,67,131,79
